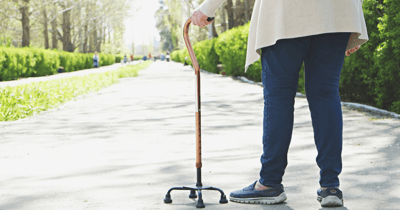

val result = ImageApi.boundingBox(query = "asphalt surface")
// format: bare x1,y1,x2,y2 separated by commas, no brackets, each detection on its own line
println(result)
0,61,140,88
0,61,399,210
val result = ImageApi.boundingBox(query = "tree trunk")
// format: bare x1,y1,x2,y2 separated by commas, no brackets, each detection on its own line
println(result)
20,0,30,47
62,9,73,52
102,24,106,44
247,0,255,21
51,4,57,49
244,0,249,22
93,22,99,52
225,0,235,29
42,1,49,49
212,21,218,38
77,3,83,52
234,0,245,26
108,28,111,43
83,2,89,53
96,27,101,52
221,5,227,33
88,28,92,53
83,22,88,53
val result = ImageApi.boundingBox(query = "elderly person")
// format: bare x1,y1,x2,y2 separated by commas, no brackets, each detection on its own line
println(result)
192,0,368,207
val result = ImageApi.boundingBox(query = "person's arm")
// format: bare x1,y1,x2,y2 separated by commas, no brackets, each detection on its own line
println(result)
192,0,225,27
194,0,225,18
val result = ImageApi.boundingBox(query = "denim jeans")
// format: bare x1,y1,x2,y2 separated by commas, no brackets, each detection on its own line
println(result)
258,32,351,188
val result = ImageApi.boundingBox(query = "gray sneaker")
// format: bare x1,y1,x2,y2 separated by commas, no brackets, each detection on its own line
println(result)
229,181,287,204
317,187,343,207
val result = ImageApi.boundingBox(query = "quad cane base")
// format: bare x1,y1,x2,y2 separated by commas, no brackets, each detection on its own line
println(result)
164,184,228,208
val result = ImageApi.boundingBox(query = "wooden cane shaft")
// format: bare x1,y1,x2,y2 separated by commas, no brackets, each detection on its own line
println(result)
184,18,202,169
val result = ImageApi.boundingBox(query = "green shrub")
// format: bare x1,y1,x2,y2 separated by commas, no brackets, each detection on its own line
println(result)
214,22,249,77
171,51,180,62
297,63,305,94
134,55,143,60
169,0,400,114
370,1,400,112
31,48,59,77
179,49,189,64
115,55,123,63
0,47,116,81
193,38,220,74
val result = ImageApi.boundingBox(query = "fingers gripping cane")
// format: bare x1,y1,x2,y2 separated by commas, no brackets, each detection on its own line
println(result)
163,17,228,209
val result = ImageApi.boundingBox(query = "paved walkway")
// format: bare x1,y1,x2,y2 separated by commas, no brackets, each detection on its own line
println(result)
0,61,399,210
0,61,141,88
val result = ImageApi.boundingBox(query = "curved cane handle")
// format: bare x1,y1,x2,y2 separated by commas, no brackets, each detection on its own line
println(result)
183,17,215,75
183,18,199,74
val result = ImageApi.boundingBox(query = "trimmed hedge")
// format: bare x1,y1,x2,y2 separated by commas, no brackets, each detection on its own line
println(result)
0,47,115,81
171,0,400,114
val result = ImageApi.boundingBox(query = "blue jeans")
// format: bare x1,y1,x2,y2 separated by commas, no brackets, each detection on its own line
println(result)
259,32,351,188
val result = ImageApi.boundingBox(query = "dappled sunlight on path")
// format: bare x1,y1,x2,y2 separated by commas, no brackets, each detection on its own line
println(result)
0,61,399,209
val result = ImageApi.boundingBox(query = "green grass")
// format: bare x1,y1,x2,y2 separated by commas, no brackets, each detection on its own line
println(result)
0,61,151,121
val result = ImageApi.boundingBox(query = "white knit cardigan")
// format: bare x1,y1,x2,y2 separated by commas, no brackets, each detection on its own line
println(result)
195,0,369,72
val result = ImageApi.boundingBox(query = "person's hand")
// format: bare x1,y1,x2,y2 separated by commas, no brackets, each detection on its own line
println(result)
346,45,361,56
191,10,214,28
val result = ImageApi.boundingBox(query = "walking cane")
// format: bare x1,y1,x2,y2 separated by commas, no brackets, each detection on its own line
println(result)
163,17,228,208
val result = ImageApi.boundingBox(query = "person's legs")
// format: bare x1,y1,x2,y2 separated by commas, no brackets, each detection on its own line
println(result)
231,33,350,205
259,37,311,186
303,32,351,188
230,37,311,204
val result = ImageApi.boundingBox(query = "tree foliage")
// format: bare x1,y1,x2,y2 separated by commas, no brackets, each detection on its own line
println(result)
156,0,255,53
0,0,135,54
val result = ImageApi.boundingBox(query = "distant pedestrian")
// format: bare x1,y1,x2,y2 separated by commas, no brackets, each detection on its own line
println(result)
130,55,134,62
93,51,100,68
166,52,170,62
183,57,189,66
124,55,127,64
148,53,152,61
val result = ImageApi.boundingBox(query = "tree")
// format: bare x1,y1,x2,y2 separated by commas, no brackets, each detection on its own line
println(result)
41,0,49,49
225,0,235,29
155,4,174,52
0,0,136,54
0,0,51,47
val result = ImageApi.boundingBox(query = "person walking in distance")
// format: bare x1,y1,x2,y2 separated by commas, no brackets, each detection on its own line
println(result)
191,0,368,207
93,51,100,68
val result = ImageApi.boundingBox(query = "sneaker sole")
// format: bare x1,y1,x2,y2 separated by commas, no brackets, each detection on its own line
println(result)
229,192,287,204
318,195,343,207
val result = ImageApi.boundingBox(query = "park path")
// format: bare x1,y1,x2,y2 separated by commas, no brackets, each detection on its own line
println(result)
0,61,140,88
0,61,399,210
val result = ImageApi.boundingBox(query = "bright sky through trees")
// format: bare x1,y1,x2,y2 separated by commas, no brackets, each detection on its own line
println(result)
123,0,161,46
